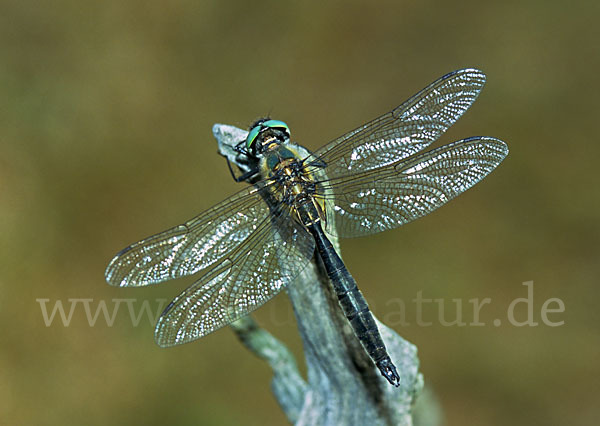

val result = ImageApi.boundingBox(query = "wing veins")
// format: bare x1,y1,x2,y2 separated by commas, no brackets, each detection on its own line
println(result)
155,202,314,345
317,137,508,238
105,184,271,287
305,69,487,179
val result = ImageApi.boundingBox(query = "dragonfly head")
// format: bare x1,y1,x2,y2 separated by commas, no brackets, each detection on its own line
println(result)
245,119,290,156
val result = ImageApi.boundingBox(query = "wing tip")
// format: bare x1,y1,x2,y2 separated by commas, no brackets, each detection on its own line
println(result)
442,67,486,83
153,300,180,348
104,244,135,286
461,137,510,170
104,258,123,287
154,333,176,348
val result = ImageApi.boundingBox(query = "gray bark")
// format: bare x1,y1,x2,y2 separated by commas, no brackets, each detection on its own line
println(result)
214,124,428,426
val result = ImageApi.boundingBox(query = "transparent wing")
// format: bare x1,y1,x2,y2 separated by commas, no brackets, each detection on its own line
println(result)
318,137,508,238
154,204,315,346
105,184,276,287
307,69,487,179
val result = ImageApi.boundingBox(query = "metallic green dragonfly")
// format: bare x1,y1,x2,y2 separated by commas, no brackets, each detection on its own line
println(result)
105,68,508,387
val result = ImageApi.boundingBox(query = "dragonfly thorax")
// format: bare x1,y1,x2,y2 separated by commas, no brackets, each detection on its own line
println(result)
259,145,326,228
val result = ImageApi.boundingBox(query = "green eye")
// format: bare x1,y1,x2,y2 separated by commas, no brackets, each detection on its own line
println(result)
263,120,289,133
246,125,261,150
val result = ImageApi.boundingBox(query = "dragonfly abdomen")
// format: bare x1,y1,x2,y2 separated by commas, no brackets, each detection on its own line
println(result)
307,221,401,387
341,292,389,363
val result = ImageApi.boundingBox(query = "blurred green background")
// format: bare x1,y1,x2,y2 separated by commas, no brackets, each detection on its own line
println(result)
2,0,598,425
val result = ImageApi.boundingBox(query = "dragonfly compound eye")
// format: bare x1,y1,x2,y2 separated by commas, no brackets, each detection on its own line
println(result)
262,120,290,137
245,125,262,151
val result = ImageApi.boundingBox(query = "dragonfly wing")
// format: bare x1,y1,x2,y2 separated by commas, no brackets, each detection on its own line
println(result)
308,69,487,178
105,185,275,287
319,137,508,238
154,205,315,346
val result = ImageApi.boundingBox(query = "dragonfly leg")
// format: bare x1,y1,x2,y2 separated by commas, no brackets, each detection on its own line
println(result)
226,157,258,182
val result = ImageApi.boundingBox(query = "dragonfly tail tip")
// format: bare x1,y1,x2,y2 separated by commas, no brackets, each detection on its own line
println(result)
377,358,401,387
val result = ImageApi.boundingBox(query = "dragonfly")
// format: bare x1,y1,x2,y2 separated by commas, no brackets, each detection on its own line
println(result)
105,68,508,387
